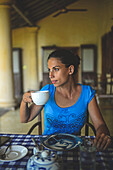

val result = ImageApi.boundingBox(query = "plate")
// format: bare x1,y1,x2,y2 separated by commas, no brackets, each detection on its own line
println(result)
0,145,28,162
41,133,82,151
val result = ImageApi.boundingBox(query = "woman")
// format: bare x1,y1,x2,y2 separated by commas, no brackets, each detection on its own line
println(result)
20,49,111,150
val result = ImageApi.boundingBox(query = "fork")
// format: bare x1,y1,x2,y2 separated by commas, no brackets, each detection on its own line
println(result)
0,139,12,159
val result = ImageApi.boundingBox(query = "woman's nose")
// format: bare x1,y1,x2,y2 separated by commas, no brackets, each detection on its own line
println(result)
49,70,54,78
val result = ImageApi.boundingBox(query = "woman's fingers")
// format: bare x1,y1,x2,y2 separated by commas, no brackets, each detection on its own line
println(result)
93,133,100,147
93,133,111,151
23,92,33,103
102,135,111,150
96,133,105,149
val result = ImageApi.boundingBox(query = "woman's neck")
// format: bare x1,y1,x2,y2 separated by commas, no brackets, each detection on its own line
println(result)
56,80,78,99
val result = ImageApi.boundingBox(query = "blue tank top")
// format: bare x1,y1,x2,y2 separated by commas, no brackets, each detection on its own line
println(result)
40,84,95,135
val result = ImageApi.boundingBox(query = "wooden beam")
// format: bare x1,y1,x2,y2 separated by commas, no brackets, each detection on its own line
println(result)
12,4,34,26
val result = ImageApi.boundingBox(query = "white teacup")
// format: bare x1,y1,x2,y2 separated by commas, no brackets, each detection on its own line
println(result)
31,90,49,105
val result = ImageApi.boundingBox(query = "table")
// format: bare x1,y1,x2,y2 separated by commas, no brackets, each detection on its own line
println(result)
0,134,113,170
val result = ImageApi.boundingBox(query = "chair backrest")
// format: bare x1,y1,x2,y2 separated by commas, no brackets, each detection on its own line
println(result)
38,108,44,134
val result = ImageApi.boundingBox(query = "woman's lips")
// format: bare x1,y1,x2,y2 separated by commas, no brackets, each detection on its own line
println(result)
52,80,57,84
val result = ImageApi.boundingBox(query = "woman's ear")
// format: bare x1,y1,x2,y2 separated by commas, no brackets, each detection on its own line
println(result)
68,65,74,75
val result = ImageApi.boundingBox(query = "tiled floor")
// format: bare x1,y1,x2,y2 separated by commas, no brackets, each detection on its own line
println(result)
0,98,113,136
0,108,38,135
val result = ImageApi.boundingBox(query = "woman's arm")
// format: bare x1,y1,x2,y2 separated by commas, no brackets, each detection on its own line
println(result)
20,91,43,123
88,96,111,150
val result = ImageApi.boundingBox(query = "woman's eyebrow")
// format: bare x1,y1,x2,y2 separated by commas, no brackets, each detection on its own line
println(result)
53,66,60,68
48,66,61,69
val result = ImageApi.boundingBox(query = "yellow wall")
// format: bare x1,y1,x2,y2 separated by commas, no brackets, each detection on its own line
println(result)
12,27,39,91
12,0,113,91
37,0,99,82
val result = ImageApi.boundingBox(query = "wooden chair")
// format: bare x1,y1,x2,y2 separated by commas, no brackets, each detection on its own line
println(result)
27,121,42,135
27,109,96,136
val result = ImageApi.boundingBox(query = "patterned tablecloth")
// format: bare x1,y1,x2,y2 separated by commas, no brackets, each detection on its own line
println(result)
0,134,113,170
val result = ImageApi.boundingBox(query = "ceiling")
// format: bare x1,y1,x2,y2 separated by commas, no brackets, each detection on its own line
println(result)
10,0,81,29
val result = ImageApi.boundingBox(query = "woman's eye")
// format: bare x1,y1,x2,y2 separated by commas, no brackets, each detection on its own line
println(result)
48,68,59,72
54,68,59,71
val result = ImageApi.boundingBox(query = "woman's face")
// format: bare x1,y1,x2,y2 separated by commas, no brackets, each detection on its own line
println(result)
48,57,70,87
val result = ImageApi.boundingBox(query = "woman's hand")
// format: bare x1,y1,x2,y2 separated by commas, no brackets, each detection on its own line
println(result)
20,90,43,123
88,97,111,151
93,132,111,151
22,91,34,104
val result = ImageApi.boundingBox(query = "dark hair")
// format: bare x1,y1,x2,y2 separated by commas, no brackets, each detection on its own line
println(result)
47,49,80,74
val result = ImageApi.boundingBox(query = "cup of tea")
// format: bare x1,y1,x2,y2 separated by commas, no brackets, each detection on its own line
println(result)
31,90,49,105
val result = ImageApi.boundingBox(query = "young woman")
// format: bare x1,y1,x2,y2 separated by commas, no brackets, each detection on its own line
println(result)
20,49,111,150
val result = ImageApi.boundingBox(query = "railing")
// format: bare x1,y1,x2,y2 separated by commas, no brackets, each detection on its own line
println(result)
96,73,113,96
82,73,113,108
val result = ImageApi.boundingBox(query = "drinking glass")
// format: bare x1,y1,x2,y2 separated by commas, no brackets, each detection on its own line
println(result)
79,139,96,170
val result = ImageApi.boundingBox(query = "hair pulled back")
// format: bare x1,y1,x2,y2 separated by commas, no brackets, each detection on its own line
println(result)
47,49,80,75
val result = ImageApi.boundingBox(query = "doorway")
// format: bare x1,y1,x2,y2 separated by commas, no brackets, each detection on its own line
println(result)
81,44,97,89
12,48,23,104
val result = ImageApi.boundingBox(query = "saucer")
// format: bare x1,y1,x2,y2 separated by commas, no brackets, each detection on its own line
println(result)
0,145,28,162
41,133,82,151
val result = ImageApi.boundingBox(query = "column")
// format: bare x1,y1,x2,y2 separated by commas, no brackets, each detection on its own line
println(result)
0,0,16,108
23,27,39,91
